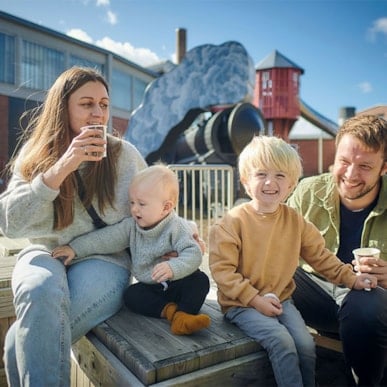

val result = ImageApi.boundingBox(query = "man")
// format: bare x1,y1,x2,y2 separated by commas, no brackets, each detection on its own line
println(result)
287,114,387,386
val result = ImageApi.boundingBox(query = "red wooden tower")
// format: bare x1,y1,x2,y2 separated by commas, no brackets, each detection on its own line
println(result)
254,50,304,141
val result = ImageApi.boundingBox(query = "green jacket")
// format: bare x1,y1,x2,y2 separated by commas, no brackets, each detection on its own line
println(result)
287,173,387,263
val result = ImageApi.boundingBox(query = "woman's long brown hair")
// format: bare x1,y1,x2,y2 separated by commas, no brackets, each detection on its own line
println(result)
14,67,122,230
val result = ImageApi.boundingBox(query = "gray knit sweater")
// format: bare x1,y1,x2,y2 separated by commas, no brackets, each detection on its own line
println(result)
69,211,202,284
0,138,147,269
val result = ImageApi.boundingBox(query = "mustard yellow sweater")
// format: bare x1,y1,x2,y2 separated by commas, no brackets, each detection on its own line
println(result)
209,202,357,313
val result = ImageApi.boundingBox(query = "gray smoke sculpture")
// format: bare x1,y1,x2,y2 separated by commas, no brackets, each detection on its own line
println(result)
124,41,256,159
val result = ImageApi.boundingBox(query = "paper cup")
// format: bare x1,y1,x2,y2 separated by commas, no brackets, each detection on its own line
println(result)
81,125,107,158
352,247,380,267
352,248,379,292
352,247,380,279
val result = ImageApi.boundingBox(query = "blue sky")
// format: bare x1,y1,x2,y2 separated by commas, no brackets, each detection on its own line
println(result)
1,0,386,122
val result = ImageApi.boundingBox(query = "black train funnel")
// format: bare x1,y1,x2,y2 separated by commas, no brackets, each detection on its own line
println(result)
174,102,266,165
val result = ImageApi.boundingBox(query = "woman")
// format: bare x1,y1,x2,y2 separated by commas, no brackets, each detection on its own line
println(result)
0,67,147,386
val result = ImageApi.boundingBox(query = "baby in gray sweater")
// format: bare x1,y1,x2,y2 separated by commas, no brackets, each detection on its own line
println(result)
53,164,211,335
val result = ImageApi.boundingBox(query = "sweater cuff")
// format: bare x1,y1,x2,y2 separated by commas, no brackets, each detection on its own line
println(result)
239,287,259,307
31,173,60,201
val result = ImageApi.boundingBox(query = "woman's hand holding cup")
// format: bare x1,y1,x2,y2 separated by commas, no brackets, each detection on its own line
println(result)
80,125,107,158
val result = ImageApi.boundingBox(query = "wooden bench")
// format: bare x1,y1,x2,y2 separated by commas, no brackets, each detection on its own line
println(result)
71,300,276,386
0,236,344,386
71,302,346,387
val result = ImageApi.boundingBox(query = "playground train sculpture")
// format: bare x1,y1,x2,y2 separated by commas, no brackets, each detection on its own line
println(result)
124,41,267,167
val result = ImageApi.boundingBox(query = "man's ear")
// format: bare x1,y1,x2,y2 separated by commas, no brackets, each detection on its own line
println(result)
381,161,387,176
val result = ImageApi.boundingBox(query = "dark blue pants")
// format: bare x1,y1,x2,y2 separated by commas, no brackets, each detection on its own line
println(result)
293,267,387,386
123,269,210,318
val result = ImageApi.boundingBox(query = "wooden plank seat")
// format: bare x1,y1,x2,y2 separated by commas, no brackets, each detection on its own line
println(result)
71,300,277,386
71,299,344,387
310,330,342,353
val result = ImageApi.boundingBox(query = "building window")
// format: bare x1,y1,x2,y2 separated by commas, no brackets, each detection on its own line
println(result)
22,41,64,90
293,72,299,89
261,71,271,90
111,69,132,110
70,55,104,73
0,32,15,84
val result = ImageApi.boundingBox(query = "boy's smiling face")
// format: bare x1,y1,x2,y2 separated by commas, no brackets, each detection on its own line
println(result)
243,169,293,213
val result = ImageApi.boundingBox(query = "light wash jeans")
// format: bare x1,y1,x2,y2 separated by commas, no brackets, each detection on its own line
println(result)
4,250,129,387
226,299,316,387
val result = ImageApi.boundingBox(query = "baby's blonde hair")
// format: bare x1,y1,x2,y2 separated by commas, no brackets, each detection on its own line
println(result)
238,136,303,188
130,164,179,206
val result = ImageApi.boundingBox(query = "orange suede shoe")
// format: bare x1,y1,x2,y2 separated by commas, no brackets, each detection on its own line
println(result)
171,311,211,335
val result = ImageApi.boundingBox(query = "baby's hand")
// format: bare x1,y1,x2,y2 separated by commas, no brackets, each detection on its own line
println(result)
51,245,75,266
352,273,377,291
152,261,173,283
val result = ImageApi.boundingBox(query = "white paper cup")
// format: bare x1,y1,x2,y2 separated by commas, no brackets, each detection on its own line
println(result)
352,247,380,269
81,125,107,158
352,247,380,291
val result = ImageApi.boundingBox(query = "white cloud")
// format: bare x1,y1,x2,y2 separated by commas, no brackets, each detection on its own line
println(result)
358,82,373,94
67,28,93,44
71,0,159,66
66,28,161,66
96,37,160,66
106,10,117,25
96,0,110,6
367,17,387,41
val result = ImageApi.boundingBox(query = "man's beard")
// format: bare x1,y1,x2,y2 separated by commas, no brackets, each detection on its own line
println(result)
339,178,380,201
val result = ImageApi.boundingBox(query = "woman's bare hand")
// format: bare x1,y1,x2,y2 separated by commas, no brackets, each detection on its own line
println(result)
42,128,106,189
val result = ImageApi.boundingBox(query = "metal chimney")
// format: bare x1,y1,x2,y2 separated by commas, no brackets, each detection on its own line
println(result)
338,106,356,126
176,28,186,64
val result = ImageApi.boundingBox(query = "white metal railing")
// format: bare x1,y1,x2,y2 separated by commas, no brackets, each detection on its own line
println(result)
169,164,234,243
